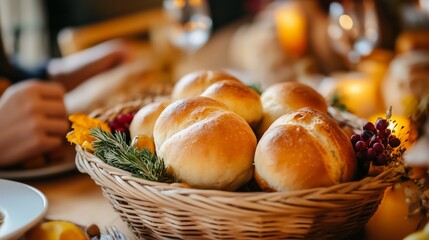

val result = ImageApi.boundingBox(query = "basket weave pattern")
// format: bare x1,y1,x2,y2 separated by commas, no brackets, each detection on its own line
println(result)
76,101,401,239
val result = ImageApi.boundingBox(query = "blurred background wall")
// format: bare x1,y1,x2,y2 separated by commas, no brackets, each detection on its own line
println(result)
1,0,427,73
0,0,49,69
0,0,247,69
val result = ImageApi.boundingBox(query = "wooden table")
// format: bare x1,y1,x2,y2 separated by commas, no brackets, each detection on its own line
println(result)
23,170,134,239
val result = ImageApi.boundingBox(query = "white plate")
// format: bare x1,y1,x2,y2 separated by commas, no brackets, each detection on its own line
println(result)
0,149,76,180
0,179,48,240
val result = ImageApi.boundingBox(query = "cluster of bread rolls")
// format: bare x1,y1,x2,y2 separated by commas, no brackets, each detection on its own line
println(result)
129,70,357,192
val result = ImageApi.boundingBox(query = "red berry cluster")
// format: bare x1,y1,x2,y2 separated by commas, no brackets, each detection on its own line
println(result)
109,112,135,141
351,117,401,175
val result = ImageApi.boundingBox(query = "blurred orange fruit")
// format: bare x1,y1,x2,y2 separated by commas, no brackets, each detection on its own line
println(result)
131,134,155,154
25,220,87,240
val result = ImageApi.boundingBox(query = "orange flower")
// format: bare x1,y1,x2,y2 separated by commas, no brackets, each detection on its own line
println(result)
66,113,110,151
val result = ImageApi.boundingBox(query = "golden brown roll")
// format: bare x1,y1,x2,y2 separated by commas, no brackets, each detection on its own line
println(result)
129,100,171,139
258,82,327,137
153,96,257,191
172,70,240,100
201,80,263,128
254,108,356,192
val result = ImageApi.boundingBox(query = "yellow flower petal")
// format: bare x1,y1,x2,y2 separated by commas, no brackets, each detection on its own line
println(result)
66,113,110,149
82,141,94,152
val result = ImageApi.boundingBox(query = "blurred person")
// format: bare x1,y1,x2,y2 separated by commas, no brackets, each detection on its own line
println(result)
0,0,171,167
0,37,135,167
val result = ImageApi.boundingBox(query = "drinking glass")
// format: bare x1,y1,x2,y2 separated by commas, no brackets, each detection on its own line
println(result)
163,0,212,53
327,0,379,67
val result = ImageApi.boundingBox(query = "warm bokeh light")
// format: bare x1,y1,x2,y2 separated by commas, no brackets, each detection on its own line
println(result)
344,81,365,95
368,113,416,149
190,0,202,6
419,0,429,12
366,183,426,240
369,114,410,133
331,72,383,118
339,14,353,30
173,0,185,8
275,3,307,57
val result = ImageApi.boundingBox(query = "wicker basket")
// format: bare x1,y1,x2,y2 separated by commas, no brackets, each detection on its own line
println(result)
75,100,402,240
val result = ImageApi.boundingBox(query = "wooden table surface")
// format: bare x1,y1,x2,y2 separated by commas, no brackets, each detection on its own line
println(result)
23,170,134,239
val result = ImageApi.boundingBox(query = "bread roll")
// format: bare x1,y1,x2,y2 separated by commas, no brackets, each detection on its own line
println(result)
129,100,171,139
153,96,256,191
201,80,263,128
254,108,356,192
258,82,327,137
172,70,240,100
129,100,170,154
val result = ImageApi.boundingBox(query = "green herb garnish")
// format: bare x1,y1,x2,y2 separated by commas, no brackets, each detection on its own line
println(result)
90,127,176,183
247,84,262,95
330,91,348,111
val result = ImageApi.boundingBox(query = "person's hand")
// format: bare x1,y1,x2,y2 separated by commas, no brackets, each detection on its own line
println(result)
0,80,69,166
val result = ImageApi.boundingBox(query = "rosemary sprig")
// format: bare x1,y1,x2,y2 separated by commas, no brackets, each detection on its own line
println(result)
90,127,176,183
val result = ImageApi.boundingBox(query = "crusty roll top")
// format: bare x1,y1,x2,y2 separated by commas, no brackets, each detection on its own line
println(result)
154,97,229,151
201,80,263,128
262,82,327,114
172,70,240,100
259,82,328,137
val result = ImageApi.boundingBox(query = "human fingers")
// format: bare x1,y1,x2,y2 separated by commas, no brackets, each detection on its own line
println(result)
0,132,63,165
30,114,70,136
14,115,69,140
13,81,67,117
32,98,67,118
42,117,70,136
26,133,65,157
34,81,66,99
12,80,65,99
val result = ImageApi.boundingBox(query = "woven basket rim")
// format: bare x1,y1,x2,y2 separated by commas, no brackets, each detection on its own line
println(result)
76,144,402,198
